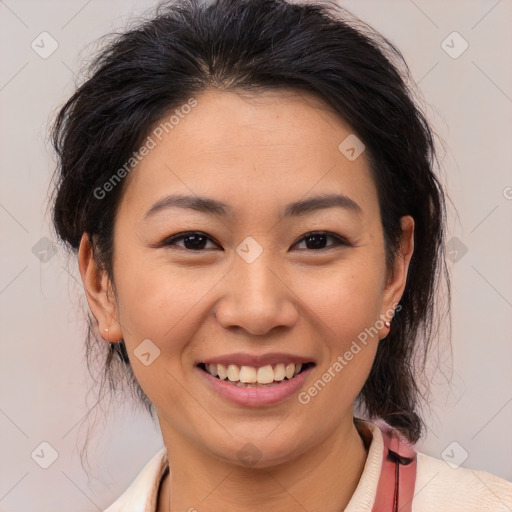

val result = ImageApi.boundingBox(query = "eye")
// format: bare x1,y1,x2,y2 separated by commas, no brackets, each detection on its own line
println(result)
162,231,221,251
292,231,348,251
161,230,348,252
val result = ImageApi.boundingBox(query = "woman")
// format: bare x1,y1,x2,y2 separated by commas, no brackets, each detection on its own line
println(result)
48,0,512,510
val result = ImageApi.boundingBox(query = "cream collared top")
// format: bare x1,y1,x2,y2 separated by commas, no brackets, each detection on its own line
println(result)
104,421,512,511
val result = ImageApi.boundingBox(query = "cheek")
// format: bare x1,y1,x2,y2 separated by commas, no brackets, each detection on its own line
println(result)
116,253,384,359
293,260,383,338
291,261,382,401
111,255,207,407
114,250,218,343
295,269,381,417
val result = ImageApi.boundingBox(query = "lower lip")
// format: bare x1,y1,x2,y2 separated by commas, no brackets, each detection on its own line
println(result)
197,365,315,407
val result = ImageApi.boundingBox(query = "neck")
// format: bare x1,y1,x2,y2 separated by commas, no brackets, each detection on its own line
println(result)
157,417,369,512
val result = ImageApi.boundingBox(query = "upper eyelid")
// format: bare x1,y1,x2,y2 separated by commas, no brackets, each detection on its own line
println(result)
164,231,220,246
293,232,348,249
163,231,347,249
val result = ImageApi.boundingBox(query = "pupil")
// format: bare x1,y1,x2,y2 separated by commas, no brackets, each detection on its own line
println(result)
306,233,327,249
184,234,207,250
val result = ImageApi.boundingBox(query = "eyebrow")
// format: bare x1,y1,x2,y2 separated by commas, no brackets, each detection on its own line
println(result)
143,192,363,220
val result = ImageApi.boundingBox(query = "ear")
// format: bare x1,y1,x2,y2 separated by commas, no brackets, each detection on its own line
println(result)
378,215,414,338
77,233,122,343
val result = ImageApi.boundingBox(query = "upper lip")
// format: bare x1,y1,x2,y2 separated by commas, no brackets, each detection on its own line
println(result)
197,352,315,367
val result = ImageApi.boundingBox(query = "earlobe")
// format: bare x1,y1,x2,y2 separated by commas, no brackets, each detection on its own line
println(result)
77,233,122,343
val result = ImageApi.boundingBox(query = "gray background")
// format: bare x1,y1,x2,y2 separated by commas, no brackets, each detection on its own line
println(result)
1,0,511,510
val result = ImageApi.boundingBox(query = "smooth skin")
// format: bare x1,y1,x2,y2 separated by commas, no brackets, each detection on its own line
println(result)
78,88,414,512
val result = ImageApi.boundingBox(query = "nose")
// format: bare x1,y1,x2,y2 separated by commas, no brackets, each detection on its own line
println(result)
214,251,299,336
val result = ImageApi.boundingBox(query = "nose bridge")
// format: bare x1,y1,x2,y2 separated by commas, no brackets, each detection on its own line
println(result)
214,241,298,335
236,248,280,296
233,233,279,287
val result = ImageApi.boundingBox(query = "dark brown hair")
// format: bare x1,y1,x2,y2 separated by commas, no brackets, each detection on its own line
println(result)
49,0,451,444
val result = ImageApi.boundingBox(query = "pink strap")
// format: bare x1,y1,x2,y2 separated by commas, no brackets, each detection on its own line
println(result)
368,419,417,512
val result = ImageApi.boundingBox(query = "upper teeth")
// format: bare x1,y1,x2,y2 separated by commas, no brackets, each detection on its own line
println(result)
205,363,303,384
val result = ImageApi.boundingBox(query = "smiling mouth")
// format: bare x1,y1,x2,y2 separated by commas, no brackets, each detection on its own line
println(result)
197,362,315,387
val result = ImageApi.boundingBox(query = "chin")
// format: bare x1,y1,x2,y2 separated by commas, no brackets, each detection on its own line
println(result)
207,431,313,469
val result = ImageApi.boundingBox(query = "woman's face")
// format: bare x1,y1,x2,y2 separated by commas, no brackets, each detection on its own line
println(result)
80,89,413,467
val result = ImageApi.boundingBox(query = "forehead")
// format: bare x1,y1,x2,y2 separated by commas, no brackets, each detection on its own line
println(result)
117,88,378,223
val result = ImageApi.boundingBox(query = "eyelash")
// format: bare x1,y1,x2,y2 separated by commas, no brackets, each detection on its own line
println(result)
161,231,349,252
